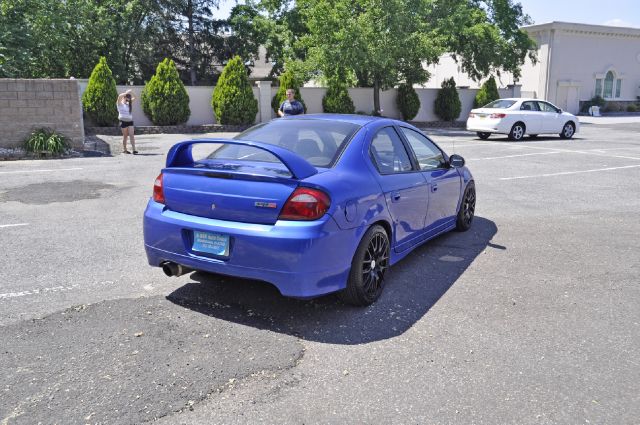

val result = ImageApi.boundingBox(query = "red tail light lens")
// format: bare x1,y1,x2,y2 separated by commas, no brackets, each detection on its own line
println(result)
279,187,330,221
153,173,165,204
490,113,506,119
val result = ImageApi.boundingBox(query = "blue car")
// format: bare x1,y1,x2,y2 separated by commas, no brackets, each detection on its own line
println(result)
143,114,475,305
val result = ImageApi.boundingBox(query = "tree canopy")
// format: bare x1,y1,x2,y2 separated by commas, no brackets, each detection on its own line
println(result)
1,0,536,101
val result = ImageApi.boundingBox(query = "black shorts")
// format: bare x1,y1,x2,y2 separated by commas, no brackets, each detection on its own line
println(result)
120,120,134,129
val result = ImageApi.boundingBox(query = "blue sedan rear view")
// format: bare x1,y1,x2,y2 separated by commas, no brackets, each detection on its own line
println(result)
143,115,475,305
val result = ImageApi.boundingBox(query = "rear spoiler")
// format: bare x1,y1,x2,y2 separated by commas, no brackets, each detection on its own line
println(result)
166,138,318,180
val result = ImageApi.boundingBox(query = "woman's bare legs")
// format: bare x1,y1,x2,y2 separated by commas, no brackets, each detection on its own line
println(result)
122,127,130,152
129,126,137,153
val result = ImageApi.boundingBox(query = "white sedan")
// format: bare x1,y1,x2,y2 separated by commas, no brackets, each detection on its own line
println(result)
466,98,580,141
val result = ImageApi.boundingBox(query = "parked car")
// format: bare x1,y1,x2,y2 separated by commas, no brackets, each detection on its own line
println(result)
466,98,580,141
143,115,475,306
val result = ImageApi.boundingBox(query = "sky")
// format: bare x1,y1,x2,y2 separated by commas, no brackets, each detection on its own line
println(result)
211,0,640,29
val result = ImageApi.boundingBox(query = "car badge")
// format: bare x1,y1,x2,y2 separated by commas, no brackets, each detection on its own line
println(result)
211,203,216,210
255,201,277,209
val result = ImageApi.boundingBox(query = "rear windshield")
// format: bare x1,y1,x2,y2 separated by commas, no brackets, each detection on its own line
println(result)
483,99,516,109
219,119,360,168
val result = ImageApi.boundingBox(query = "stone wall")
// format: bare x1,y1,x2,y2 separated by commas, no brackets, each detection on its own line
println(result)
0,79,84,149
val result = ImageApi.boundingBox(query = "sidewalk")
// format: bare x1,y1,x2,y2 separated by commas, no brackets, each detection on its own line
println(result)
578,115,640,124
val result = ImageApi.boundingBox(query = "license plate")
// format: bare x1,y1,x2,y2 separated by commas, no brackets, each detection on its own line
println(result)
192,231,230,257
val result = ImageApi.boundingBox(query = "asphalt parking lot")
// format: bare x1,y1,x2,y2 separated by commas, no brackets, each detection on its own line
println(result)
0,117,638,424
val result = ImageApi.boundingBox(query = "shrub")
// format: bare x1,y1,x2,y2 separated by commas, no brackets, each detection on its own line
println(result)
396,83,420,121
272,69,306,114
82,57,118,126
141,58,190,125
23,128,70,155
627,103,638,112
473,76,500,108
434,77,461,122
211,56,258,125
322,81,355,114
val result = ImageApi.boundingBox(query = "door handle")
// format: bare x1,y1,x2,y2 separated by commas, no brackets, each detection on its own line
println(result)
391,192,401,202
431,184,438,193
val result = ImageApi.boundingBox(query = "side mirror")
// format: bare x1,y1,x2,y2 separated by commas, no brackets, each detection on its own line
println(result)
449,154,465,168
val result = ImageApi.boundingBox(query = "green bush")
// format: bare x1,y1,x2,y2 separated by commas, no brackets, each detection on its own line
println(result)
627,104,638,112
434,78,461,122
271,69,306,114
23,128,70,154
396,83,420,121
473,76,500,108
141,58,190,125
81,57,118,126
322,81,355,114
211,56,258,125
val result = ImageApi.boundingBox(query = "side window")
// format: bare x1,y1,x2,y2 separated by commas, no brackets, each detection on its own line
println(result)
370,127,413,174
537,102,558,113
398,127,446,171
520,101,539,111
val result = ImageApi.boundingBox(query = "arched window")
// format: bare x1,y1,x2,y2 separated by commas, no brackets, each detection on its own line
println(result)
603,71,614,98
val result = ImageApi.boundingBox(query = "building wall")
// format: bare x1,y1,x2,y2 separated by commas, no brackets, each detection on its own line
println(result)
0,79,84,149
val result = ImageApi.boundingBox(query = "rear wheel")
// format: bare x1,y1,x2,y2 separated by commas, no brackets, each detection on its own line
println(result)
508,122,525,141
477,132,491,140
455,182,475,232
559,122,575,139
339,225,390,306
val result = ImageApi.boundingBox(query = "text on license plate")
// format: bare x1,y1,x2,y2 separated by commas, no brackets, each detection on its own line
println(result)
193,231,230,256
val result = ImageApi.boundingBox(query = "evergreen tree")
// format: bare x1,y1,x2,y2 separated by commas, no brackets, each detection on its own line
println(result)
141,58,190,125
434,77,461,121
211,55,258,125
81,57,118,126
322,81,355,114
474,77,500,108
396,83,420,121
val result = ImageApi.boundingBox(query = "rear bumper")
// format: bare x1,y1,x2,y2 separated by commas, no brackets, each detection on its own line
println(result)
143,200,358,298
466,118,509,133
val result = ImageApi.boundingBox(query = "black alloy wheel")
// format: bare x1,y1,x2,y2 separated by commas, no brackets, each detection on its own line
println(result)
455,182,476,231
339,225,390,306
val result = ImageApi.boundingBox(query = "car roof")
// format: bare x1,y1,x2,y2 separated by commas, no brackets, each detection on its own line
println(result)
279,113,397,126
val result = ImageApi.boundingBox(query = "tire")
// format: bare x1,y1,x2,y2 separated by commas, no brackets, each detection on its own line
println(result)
339,225,390,306
508,122,525,141
477,132,491,140
559,122,575,139
529,134,538,139
455,182,475,232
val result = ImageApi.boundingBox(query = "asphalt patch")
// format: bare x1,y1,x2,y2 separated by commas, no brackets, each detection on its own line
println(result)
0,181,116,204
0,296,303,424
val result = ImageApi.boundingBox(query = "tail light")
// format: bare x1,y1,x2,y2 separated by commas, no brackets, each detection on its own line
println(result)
153,173,165,204
468,112,475,118
279,187,330,221
490,113,506,119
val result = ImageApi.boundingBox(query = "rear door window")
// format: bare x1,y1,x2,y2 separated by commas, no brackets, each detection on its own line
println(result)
369,127,414,174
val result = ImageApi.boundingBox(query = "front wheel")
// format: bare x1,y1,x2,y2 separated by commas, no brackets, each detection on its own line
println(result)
559,122,575,139
508,123,525,141
456,182,476,232
339,225,390,306
477,132,491,140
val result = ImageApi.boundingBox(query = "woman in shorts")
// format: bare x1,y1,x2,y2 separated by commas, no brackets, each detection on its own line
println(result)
117,89,137,154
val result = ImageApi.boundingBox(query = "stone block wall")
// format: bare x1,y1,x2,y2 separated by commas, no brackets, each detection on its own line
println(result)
0,79,84,149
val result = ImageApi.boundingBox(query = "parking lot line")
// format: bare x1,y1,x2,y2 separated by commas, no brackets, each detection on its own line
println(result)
469,151,563,161
0,167,83,175
0,223,29,229
499,164,640,180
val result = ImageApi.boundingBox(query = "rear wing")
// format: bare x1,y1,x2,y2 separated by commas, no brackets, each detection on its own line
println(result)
166,138,318,180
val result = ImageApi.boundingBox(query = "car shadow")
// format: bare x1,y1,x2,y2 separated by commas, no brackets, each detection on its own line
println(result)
479,136,583,143
166,216,498,345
